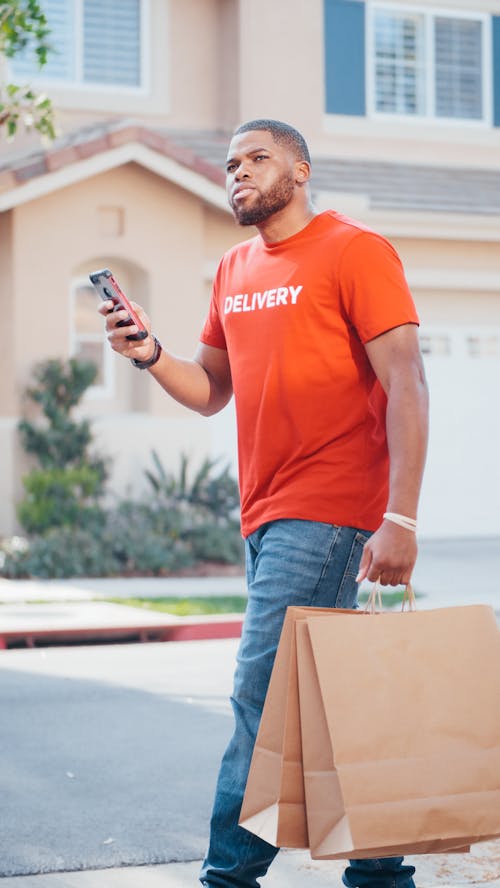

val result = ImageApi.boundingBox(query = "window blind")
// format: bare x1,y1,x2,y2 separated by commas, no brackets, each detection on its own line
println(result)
83,0,141,86
374,10,425,115
10,0,75,81
434,17,483,120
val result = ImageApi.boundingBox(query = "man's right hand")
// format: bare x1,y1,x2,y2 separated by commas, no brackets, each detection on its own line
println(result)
98,299,155,363
98,300,233,416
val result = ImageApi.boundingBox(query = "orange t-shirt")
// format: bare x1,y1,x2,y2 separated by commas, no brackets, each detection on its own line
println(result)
200,211,419,538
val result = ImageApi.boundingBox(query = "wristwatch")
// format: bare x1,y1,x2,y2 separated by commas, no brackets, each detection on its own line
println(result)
130,335,162,369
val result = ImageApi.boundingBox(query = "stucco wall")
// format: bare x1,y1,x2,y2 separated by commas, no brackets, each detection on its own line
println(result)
234,0,500,167
0,164,246,534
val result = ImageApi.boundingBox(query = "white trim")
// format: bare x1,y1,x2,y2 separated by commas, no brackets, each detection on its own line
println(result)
75,0,84,83
321,110,500,152
0,142,230,213
426,9,435,118
366,2,492,126
314,189,500,240
141,0,152,96
406,268,500,291
347,206,500,240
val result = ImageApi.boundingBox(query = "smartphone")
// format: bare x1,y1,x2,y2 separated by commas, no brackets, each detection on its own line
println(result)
89,268,148,341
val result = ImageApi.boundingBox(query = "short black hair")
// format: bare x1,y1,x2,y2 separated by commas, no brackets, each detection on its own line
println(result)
233,119,311,165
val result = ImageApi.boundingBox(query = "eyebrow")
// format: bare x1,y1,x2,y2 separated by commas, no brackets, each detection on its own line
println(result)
225,147,271,167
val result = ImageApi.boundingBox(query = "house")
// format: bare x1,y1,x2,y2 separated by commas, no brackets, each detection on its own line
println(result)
1,0,499,539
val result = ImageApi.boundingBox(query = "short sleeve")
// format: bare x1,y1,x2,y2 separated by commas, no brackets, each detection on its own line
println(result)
339,231,419,343
200,262,227,350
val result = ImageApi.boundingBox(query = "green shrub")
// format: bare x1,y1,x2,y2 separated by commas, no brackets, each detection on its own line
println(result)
102,500,195,575
0,528,116,579
6,366,244,578
145,450,240,520
186,523,244,564
17,465,104,534
16,357,108,536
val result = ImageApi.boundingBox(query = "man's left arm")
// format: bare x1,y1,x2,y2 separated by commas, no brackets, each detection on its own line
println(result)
356,323,429,586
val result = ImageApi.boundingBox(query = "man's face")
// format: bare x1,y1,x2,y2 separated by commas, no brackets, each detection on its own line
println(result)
225,130,297,226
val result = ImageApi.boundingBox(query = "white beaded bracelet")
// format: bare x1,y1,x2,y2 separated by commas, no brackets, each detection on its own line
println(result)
383,512,417,533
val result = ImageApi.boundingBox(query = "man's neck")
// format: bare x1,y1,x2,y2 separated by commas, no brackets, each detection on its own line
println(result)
256,204,317,244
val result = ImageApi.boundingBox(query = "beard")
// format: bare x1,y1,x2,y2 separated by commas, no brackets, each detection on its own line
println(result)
230,171,296,226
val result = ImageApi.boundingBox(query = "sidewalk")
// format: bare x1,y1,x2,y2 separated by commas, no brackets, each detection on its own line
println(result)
0,844,498,888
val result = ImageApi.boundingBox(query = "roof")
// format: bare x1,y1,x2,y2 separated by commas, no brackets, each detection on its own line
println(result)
168,129,500,216
0,119,499,216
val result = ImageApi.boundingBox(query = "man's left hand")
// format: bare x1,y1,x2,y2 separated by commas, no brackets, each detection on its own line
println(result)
355,521,417,587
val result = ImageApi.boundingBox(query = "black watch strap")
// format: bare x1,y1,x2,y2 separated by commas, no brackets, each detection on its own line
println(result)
131,336,162,370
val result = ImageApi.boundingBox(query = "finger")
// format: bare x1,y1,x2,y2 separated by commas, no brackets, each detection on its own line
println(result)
393,567,413,588
355,544,372,583
98,300,115,316
366,561,382,583
106,309,131,331
108,325,139,347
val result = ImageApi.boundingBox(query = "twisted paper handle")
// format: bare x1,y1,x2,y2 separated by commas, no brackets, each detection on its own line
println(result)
364,581,416,614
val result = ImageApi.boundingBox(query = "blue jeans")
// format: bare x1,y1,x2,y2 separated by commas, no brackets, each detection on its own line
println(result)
200,519,416,888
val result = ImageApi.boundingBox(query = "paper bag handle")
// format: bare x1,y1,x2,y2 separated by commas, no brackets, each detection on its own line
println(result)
364,581,416,614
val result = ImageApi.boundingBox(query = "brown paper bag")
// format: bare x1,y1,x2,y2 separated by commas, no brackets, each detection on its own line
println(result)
296,605,500,859
240,604,472,858
239,605,355,847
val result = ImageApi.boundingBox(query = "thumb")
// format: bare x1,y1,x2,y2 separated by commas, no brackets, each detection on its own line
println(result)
355,541,372,584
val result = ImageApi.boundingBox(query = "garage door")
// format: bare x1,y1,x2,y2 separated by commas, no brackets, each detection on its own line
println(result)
418,326,500,538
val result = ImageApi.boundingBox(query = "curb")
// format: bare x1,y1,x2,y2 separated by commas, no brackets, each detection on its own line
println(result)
0,614,243,650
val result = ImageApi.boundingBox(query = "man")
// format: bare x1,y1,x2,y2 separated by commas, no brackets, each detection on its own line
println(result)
100,119,429,888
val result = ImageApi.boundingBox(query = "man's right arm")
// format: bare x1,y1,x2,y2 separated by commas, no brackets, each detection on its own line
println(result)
99,300,232,417
149,342,232,416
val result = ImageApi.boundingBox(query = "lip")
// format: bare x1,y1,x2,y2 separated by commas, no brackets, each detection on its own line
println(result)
232,186,256,201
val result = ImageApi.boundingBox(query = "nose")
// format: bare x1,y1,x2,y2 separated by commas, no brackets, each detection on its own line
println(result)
235,161,251,181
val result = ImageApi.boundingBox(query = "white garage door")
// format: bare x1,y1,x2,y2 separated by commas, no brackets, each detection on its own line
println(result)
418,326,500,538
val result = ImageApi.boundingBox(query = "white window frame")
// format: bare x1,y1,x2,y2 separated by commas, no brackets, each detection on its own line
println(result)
69,277,115,400
366,2,492,127
8,0,150,96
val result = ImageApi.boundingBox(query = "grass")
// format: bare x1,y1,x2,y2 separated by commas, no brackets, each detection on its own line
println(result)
101,595,248,616
5,590,420,614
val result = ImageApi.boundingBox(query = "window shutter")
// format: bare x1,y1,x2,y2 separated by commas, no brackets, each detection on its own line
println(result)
493,16,500,127
10,0,75,82
83,0,141,87
324,0,366,116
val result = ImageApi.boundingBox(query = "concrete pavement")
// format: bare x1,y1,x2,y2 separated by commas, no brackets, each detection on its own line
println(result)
1,638,499,888
0,538,499,886
0,844,499,888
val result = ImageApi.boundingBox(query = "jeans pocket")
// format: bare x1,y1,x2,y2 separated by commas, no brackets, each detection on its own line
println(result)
335,530,371,609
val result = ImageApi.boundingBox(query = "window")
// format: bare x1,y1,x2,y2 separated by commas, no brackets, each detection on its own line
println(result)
369,4,489,122
10,0,144,90
419,334,451,357
467,335,500,358
70,280,114,397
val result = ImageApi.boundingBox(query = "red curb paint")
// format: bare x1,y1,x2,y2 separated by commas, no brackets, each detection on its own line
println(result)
0,619,243,649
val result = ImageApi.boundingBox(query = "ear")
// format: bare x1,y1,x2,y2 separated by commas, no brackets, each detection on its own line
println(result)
295,160,311,185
